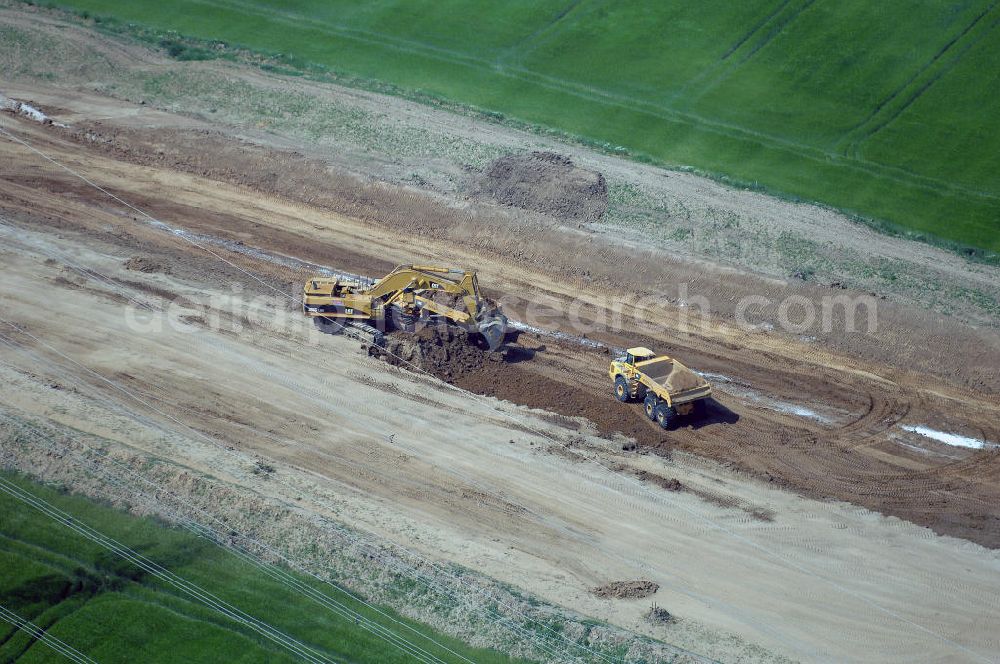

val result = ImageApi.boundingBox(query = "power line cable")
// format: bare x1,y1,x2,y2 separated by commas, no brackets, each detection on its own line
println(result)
0,604,98,664
0,476,342,664
3,121,990,663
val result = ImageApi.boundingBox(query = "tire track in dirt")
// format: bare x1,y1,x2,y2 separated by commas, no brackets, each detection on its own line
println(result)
841,0,1000,155
3,113,999,549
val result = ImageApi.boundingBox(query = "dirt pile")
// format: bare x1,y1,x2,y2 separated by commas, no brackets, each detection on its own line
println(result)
661,362,706,392
646,604,675,625
592,580,659,599
124,256,168,274
383,326,502,381
642,358,707,393
473,151,607,223
454,361,675,448
633,469,684,491
381,329,672,447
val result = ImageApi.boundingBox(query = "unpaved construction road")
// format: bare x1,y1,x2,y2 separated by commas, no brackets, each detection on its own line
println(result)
2,29,1000,664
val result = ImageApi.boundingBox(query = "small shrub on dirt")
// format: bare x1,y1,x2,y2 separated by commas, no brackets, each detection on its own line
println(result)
646,603,675,625
253,460,275,475
591,580,659,599
158,38,213,61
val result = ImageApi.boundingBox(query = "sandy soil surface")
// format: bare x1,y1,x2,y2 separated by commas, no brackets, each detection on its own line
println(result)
2,3,998,333
2,102,999,663
2,6,1000,663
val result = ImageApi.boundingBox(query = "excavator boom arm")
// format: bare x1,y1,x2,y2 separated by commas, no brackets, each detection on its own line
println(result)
303,264,507,351
365,266,480,300
413,294,474,323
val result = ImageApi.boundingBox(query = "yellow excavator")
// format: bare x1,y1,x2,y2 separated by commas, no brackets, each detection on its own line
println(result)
302,265,508,350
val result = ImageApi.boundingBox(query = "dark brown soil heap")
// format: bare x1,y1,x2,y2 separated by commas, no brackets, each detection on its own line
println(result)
633,470,684,492
381,327,672,447
591,580,660,599
454,362,669,447
383,325,502,381
124,256,168,274
474,151,608,223
646,604,675,624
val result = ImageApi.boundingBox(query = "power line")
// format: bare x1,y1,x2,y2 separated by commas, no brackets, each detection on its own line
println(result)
0,604,98,664
0,420,454,664
0,326,586,664
3,121,990,663
0,476,341,664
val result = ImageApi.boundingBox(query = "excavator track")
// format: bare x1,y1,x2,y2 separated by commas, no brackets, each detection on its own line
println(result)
345,321,385,348
304,264,505,352
314,317,385,348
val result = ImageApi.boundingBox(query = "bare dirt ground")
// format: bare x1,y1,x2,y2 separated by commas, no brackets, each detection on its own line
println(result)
2,6,1000,664
2,2,998,334
471,151,608,223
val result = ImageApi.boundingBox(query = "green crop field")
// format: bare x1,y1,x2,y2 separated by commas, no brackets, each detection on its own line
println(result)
30,0,1000,253
0,472,530,663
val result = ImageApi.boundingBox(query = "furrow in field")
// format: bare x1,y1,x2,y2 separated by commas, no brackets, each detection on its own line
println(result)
840,0,1000,157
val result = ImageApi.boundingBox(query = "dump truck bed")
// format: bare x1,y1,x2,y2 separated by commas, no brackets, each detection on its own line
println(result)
636,357,711,404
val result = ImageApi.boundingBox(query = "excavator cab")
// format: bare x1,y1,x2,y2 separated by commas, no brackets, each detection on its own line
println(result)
303,265,508,351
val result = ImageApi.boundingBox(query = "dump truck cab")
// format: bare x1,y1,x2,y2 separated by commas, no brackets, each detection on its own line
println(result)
624,347,655,366
610,346,711,429
609,346,654,394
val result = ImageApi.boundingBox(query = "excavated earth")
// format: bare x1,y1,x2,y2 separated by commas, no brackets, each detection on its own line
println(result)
472,151,609,223
2,91,999,664
384,327,676,447
592,581,661,600
383,326,504,381
2,10,1000,662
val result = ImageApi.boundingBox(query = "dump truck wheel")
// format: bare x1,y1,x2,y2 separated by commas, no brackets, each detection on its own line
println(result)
654,403,675,429
643,394,658,420
614,377,631,402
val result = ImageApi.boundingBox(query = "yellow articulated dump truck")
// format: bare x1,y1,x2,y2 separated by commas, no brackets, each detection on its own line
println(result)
302,264,508,351
610,347,712,429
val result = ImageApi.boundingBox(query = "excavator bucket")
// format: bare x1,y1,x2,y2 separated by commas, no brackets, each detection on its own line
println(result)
478,314,507,352
305,264,508,352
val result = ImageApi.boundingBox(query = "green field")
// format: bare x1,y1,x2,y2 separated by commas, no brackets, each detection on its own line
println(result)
0,472,530,663
32,0,1000,253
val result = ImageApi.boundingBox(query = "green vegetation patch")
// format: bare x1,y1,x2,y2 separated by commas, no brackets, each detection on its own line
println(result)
0,471,531,663
22,0,1000,253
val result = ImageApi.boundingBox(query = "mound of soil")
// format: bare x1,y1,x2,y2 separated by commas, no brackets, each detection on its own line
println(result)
454,362,670,447
474,151,607,223
591,580,659,599
124,256,168,274
382,325,503,381
646,605,675,625
379,327,666,445
633,470,684,492
379,327,674,448
660,362,705,393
